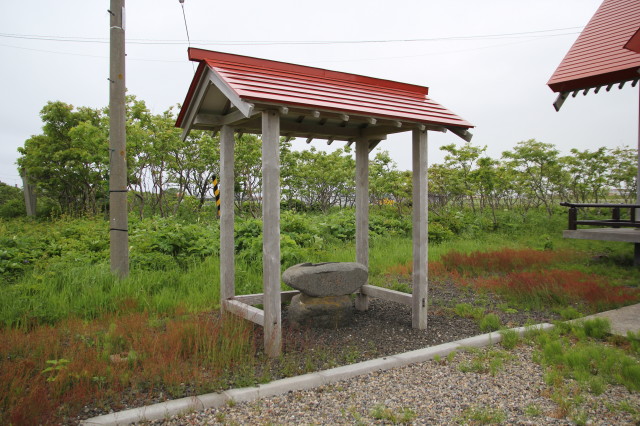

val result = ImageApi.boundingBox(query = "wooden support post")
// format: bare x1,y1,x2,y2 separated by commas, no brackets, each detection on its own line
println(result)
219,125,235,311
262,110,281,357
412,129,428,329
612,207,621,228
355,139,370,311
568,207,577,230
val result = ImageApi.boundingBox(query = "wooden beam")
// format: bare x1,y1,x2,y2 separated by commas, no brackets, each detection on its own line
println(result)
193,110,252,127
279,121,362,139
306,137,314,144
232,290,300,306
448,127,473,142
360,285,412,306
368,140,381,153
412,129,428,330
219,125,235,312
207,68,254,117
224,300,264,326
312,110,321,118
367,117,377,125
327,137,334,145
355,139,369,312
262,110,282,357
279,106,289,115
181,69,211,141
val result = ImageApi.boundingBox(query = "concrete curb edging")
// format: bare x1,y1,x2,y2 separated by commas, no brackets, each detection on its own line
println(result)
82,323,554,425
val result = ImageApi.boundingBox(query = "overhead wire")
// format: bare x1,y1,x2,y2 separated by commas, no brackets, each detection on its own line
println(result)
0,26,583,47
0,25,583,65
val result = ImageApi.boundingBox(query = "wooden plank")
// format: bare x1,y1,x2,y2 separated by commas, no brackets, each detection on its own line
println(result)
224,300,264,326
355,139,370,312
412,128,428,330
262,110,282,357
219,125,235,312
360,285,412,306
232,290,300,306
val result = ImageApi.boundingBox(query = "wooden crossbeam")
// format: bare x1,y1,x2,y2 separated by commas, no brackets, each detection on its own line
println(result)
224,299,265,326
231,290,300,306
360,285,412,306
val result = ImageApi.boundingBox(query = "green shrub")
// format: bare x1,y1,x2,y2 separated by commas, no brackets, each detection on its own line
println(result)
499,328,520,349
479,313,501,332
582,318,611,340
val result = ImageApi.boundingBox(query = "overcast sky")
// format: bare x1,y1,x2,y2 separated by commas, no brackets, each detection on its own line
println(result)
1,0,637,187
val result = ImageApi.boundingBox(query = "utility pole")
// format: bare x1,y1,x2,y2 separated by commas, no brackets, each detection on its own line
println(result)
109,0,129,277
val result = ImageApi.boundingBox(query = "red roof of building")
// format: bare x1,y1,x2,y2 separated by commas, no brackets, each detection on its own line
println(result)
548,0,640,93
177,48,472,130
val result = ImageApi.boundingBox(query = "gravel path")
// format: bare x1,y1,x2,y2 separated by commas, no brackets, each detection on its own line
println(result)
148,344,640,425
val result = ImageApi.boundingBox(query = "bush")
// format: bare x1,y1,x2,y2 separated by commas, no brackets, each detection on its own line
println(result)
479,313,501,332
0,183,25,219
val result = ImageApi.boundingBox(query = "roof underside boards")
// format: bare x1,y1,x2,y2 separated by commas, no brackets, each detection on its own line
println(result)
548,0,640,93
176,48,473,142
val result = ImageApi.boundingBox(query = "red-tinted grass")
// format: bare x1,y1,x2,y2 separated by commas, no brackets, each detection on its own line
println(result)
0,311,254,425
474,269,640,310
440,248,574,276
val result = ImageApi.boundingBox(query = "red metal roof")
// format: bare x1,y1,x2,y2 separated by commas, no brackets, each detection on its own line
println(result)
177,48,472,129
548,0,640,93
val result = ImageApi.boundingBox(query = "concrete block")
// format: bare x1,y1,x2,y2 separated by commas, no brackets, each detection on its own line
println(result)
318,356,403,384
197,392,229,409
258,373,324,398
455,332,502,348
223,386,260,404
394,342,461,365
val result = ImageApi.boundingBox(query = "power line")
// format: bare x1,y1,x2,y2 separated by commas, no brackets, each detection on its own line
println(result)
0,26,584,47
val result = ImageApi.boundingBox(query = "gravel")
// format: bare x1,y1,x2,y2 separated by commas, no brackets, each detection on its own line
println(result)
148,345,640,425
134,282,640,425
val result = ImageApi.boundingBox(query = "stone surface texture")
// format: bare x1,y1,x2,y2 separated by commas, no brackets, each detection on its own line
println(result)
287,293,352,329
282,262,368,297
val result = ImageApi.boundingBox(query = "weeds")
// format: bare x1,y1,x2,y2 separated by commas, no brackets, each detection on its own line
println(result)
479,313,501,332
457,405,506,424
499,328,519,350
370,404,417,424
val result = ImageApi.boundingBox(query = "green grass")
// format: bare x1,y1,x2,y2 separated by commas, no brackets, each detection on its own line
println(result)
457,405,506,424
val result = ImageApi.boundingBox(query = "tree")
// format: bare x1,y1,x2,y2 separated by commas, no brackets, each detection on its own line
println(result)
562,147,612,203
17,101,108,215
440,141,485,211
609,146,637,203
502,139,566,216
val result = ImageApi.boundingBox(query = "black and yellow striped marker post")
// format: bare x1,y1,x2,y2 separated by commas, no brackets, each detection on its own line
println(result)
212,175,220,218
